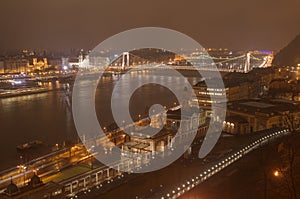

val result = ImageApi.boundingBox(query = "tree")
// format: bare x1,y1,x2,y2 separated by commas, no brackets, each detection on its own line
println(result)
277,141,298,199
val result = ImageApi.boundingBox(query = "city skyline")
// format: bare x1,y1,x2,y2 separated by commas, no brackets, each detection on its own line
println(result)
0,1,300,199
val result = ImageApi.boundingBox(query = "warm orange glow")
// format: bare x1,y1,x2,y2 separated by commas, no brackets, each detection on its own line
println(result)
274,170,279,177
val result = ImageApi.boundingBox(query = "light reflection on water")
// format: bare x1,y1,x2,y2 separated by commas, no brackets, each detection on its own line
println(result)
0,74,201,170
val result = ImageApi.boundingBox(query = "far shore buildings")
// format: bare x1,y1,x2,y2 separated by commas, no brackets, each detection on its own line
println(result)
274,65,300,81
0,57,54,74
269,65,300,101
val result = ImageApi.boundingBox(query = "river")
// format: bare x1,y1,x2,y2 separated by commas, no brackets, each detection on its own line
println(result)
0,71,202,170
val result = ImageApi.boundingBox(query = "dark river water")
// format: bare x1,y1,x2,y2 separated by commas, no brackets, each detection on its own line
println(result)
0,71,202,170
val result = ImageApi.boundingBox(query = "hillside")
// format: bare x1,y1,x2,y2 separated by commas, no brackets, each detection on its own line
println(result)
273,34,300,66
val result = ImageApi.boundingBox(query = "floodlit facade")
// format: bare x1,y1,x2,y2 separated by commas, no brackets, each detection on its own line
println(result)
223,99,300,134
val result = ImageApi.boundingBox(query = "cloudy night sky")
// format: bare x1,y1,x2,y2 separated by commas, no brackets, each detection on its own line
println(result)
0,0,299,51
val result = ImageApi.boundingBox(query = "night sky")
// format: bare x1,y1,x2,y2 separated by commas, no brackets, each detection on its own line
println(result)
0,0,299,51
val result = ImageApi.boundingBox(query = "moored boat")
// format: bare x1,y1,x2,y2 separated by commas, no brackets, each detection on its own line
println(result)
16,140,43,151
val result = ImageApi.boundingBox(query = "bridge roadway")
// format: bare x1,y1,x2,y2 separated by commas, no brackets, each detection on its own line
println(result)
108,64,245,73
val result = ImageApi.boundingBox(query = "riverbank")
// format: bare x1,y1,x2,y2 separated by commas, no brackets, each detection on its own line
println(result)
0,87,51,98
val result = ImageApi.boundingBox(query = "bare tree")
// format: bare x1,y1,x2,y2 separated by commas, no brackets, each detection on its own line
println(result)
277,140,298,199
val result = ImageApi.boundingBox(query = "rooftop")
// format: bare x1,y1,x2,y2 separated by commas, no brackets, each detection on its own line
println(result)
227,98,300,116
225,115,248,124
167,107,203,120
130,127,172,140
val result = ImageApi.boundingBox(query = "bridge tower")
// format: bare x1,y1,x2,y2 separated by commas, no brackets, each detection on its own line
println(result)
79,50,84,69
244,52,251,73
122,52,130,70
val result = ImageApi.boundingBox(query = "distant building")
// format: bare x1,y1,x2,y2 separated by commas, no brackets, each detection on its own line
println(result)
62,57,80,69
122,106,206,155
89,55,110,68
3,58,29,73
47,58,62,70
0,60,4,73
61,53,110,70
0,57,51,73
193,76,254,111
275,66,300,81
28,57,49,72
122,127,173,155
223,99,300,134
268,78,300,101
165,107,206,133
192,68,275,111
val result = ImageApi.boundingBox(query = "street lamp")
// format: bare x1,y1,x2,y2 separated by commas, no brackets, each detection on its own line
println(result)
22,165,27,186
122,120,125,130
273,170,281,178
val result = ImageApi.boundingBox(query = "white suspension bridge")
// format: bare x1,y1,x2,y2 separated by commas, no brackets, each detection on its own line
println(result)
104,50,273,73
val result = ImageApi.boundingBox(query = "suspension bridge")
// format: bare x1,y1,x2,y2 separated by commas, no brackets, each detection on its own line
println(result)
106,50,273,73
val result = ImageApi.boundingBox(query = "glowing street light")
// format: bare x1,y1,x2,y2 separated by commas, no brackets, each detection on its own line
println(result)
273,170,281,177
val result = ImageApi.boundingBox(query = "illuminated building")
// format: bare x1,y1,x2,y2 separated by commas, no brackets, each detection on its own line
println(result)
3,58,29,73
0,60,4,73
1,174,65,198
122,107,205,155
1,57,50,73
193,68,274,111
223,99,300,134
28,57,49,72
